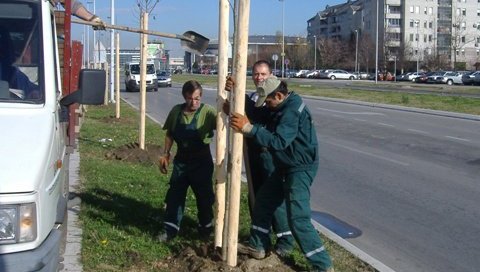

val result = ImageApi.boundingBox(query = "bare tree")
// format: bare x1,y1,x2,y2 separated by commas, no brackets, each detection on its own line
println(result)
136,0,160,14
317,37,346,68
357,33,375,73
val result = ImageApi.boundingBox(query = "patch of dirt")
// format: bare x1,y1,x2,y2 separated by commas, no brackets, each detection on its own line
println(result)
154,242,299,272
105,142,163,165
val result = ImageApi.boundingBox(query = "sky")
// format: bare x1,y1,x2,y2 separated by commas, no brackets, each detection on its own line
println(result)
72,0,343,58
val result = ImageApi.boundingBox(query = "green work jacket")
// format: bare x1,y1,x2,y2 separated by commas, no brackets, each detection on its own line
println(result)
247,92,318,173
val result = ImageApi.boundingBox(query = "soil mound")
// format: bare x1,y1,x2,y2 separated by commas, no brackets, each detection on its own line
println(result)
105,142,163,165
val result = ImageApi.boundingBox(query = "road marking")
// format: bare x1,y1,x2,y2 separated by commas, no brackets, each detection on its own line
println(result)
445,136,471,142
377,122,395,127
327,141,410,166
407,128,430,135
316,107,386,116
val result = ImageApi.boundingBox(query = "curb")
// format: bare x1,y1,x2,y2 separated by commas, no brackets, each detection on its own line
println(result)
311,220,395,272
60,147,83,272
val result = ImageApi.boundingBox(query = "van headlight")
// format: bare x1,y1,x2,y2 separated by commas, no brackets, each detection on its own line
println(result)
0,203,36,244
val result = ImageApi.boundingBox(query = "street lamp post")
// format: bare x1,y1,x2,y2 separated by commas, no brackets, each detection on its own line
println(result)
110,0,115,103
313,35,317,70
375,0,378,84
415,20,419,75
279,0,285,78
355,29,359,74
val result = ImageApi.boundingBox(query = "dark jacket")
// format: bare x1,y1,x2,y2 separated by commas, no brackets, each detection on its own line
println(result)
247,92,318,172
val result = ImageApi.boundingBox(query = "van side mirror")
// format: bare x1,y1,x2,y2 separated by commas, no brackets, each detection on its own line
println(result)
60,69,106,106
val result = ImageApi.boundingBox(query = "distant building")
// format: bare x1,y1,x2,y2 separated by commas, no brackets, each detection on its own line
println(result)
307,0,480,70
103,40,167,71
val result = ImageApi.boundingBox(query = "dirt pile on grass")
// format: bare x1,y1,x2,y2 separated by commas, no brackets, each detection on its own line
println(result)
154,242,299,272
105,142,163,165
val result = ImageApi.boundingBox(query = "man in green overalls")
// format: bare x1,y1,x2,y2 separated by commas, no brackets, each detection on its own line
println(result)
230,77,334,272
158,80,217,241
225,60,295,256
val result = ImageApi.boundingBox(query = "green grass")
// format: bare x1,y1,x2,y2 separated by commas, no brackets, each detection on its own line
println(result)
173,74,480,115
79,103,376,271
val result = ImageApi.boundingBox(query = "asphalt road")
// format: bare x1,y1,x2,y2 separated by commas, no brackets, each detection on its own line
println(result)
122,83,480,272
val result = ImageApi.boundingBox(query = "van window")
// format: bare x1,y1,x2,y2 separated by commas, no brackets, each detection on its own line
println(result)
129,64,155,75
0,1,43,103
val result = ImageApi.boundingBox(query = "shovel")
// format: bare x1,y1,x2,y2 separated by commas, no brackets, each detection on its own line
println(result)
72,19,209,55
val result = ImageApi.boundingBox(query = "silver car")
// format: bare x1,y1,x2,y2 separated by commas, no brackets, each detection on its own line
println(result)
327,70,357,80
441,71,468,85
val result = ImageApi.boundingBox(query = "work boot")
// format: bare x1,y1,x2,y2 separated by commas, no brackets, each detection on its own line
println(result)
237,243,266,259
198,226,213,239
156,232,175,242
274,246,292,258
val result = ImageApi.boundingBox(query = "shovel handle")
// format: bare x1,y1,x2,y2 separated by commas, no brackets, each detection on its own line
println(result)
71,19,195,42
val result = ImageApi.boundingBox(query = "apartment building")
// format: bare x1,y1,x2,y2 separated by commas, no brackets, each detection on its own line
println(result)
308,0,480,70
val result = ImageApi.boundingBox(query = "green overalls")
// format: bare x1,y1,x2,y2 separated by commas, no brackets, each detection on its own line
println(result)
245,94,294,252
246,93,332,271
163,104,215,238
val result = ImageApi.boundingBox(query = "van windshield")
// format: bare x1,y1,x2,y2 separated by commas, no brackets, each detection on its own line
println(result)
0,1,43,104
130,64,155,75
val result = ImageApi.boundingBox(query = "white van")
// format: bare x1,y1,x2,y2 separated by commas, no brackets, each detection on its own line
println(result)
0,1,105,271
125,62,158,92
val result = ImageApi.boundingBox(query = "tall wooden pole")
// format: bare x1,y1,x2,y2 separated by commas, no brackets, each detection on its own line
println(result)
115,32,120,119
226,0,250,267
139,12,148,150
214,0,229,250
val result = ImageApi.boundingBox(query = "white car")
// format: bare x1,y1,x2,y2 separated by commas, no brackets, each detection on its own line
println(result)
327,70,357,80
441,71,467,85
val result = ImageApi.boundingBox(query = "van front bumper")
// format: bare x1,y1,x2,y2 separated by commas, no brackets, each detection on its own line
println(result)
0,229,62,272
127,79,158,91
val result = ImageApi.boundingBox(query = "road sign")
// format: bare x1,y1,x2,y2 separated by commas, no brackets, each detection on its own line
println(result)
272,54,279,61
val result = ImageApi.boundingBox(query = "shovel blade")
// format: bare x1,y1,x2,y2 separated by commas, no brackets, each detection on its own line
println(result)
181,31,209,55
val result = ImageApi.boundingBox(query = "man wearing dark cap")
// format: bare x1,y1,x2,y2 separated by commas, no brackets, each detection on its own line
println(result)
230,76,334,272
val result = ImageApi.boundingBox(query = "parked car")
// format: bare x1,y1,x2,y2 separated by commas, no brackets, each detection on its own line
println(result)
353,72,369,80
294,69,309,78
426,71,451,84
407,72,425,81
378,72,395,81
414,72,434,83
305,70,320,78
474,72,480,85
325,70,357,80
156,70,172,87
397,72,413,81
461,71,480,85
440,71,469,85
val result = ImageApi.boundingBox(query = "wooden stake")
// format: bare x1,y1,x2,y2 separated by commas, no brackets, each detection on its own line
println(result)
226,0,250,267
139,12,148,150
103,62,109,105
214,0,229,250
115,32,120,119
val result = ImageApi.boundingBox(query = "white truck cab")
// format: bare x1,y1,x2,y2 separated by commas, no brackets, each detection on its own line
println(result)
0,1,105,271
124,61,158,92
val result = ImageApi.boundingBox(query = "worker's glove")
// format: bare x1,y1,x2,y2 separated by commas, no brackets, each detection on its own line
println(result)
158,154,170,174
230,112,252,134
89,15,106,31
224,76,235,92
